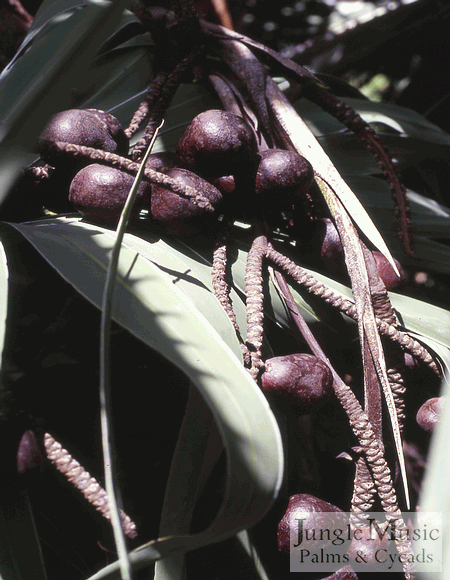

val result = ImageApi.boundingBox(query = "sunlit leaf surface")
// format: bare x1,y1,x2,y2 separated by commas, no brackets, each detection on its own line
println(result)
10,217,283,578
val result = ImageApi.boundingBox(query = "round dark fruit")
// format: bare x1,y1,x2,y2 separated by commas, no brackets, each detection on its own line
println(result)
16,430,42,475
38,108,129,168
69,163,151,227
261,353,333,415
299,218,346,279
278,494,346,553
176,109,258,177
372,251,405,290
416,397,444,433
208,174,237,197
318,218,342,265
150,167,222,235
85,108,129,154
254,148,314,207
144,151,179,174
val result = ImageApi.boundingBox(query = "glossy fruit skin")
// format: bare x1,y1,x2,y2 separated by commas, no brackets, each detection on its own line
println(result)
416,397,444,433
176,109,258,178
150,167,222,235
69,164,151,227
277,494,346,553
302,220,406,289
38,108,129,167
261,353,333,415
208,174,237,197
299,218,345,280
255,149,314,207
372,251,406,290
318,218,342,265
85,109,129,154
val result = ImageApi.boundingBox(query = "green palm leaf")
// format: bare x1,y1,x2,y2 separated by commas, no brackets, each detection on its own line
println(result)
10,217,283,579
0,0,134,205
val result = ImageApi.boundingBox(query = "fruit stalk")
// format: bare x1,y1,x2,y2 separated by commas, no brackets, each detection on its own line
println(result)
44,433,137,539
48,141,216,210
131,45,205,161
245,233,268,379
125,70,170,139
212,229,251,365
270,259,414,577
266,246,439,374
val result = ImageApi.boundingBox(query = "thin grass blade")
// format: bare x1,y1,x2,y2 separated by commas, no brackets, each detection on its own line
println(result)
99,124,162,580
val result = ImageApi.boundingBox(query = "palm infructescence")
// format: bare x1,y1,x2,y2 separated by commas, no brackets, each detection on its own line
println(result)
0,1,449,579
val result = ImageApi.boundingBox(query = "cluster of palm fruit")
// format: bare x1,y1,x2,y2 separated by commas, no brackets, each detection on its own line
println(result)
1,1,445,578
37,107,337,409
36,103,408,296
30,26,440,580
36,106,314,232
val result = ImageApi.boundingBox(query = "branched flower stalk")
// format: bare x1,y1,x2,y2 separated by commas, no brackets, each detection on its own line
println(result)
130,45,205,161
270,267,414,579
125,70,170,140
349,246,388,524
44,433,138,539
351,456,377,517
212,228,251,366
265,246,439,375
334,378,414,580
17,5,440,578
244,233,268,380
303,84,412,254
47,141,215,211
201,19,413,255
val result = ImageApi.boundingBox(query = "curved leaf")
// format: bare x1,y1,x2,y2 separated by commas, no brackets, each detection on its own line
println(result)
74,42,154,116
294,96,450,146
0,0,154,134
0,237,8,375
416,339,450,580
153,386,219,580
24,0,140,51
9,217,284,578
10,216,245,355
